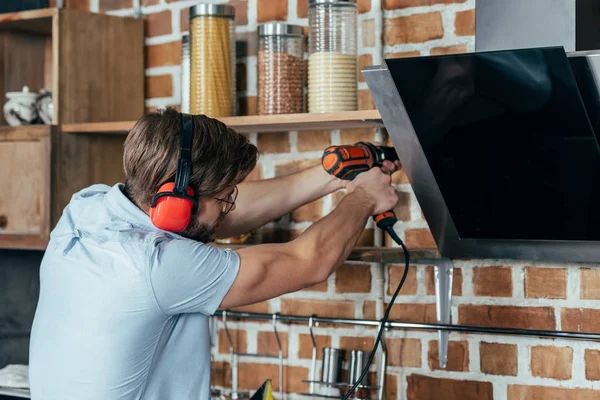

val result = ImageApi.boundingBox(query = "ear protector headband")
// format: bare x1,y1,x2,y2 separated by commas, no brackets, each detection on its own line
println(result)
149,113,198,232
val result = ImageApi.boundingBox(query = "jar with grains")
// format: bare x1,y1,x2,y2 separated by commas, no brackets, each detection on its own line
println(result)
308,0,357,113
189,4,236,117
258,22,306,115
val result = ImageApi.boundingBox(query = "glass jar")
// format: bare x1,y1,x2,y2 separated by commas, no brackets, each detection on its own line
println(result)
258,22,305,115
308,0,357,113
181,33,190,113
189,4,236,117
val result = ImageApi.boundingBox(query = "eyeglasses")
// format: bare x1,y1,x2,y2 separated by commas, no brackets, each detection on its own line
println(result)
213,186,238,215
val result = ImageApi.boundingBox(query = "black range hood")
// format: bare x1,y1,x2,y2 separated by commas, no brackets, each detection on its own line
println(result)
363,47,600,263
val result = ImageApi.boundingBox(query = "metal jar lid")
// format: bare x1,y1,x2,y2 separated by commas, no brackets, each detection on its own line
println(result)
258,22,304,37
190,4,235,19
309,0,357,7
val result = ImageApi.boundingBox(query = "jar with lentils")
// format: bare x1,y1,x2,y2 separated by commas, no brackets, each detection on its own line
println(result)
308,0,357,113
257,22,305,115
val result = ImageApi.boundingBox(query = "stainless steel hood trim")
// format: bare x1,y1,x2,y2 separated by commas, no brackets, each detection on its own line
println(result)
363,61,600,263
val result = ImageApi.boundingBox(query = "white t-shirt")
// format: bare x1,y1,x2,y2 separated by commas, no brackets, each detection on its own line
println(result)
29,183,240,400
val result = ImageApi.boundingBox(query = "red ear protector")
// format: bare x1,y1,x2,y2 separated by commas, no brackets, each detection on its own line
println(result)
149,113,199,232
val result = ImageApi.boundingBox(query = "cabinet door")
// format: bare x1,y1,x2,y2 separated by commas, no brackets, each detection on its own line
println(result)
0,127,50,250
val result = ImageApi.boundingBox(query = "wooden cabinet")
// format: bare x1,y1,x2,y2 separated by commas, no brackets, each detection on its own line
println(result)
0,8,144,250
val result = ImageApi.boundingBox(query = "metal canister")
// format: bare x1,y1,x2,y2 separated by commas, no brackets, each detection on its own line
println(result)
348,350,367,385
321,347,344,384
189,3,236,117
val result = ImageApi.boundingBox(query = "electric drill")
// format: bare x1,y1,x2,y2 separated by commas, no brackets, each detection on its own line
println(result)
322,141,400,231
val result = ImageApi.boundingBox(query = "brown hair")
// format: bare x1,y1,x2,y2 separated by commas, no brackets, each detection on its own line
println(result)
123,107,258,209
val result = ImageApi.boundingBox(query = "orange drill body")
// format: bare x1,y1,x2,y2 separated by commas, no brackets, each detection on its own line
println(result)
322,142,400,230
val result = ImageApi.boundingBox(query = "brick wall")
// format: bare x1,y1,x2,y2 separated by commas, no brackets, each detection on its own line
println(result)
70,0,600,398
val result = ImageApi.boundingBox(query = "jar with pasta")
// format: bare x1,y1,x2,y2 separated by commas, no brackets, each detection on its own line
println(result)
308,0,357,113
258,23,305,115
189,4,236,117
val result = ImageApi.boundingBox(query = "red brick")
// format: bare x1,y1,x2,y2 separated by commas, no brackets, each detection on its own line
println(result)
306,279,328,292
425,266,462,296
238,364,308,393
211,361,231,387
145,41,181,69
392,165,410,184
561,308,600,332
581,268,600,299
386,374,398,400
357,0,371,13
455,9,475,36
356,229,375,246
388,338,421,367
405,228,437,249
387,303,437,323
336,264,371,293
473,266,512,297
585,349,600,380
358,89,375,110
257,331,288,357
275,159,320,177
218,329,247,354
231,300,270,314
242,165,262,182
363,300,376,319
388,265,417,295
391,190,411,221
480,342,517,376
298,334,331,359
291,199,324,222
459,305,556,330
226,0,248,26
281,299,355,319
531,346,573,380
431,45,468,55
297,131,331,152
145,75,173,98
525,267,567,299
257,132,290,154
362,19,375,47
180,6,189,32
385,50,421,59
384,13,444,45
257,0,287,22
146,10,172,37
99,0,132,12
428,340,469,371
383,0,467,9
407,374,493,400
358,54,373,82
238,96,257,116
340,128,376,144
297,0,308,18
339,336,375,354
508,385,600,400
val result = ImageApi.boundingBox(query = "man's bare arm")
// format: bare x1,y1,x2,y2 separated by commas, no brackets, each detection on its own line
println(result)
219,167,398,309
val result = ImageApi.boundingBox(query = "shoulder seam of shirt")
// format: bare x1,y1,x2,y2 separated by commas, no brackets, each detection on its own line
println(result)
145,235,171,317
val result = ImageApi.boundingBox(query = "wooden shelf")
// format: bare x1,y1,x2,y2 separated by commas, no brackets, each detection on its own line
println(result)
0,124,53,141
0,7,57,35
60,110,384,134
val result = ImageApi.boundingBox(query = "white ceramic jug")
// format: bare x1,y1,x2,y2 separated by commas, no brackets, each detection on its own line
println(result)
4,86,39,126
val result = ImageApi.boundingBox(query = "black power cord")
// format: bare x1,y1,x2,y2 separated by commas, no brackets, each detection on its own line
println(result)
342,227,409,400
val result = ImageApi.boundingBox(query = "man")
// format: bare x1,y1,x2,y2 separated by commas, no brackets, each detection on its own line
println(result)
29,108,399,399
